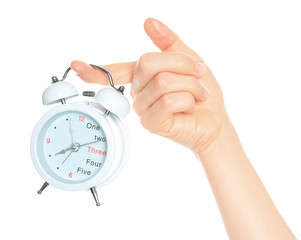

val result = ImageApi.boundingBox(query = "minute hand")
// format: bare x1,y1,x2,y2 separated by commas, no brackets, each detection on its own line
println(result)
79,140,100,147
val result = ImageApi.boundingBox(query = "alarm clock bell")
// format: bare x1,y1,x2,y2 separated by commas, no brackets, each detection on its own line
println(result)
42,80,79,105
94,88,130,118
42,70,130,118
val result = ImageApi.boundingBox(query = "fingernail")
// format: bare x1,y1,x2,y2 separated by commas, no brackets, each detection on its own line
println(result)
195,62,206,75
203,87,210,99
199,80,210,100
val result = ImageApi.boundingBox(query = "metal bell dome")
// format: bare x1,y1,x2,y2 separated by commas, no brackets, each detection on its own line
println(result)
94,88,130,118
42,81,78,105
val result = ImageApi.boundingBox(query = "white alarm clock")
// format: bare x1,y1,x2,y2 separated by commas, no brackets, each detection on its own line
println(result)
30,65,130,206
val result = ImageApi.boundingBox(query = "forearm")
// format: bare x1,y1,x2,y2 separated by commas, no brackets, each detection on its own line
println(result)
196,118,296,240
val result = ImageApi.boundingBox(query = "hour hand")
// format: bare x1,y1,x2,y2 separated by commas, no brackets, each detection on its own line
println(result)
55,147,72,155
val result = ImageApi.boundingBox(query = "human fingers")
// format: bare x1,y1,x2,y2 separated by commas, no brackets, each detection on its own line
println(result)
132,52,206,94
144,18,203,62
70,18,206,87
139,92,195,135
144,18,220,91
133,72,209,115
71,18,203,86
70,60,136,85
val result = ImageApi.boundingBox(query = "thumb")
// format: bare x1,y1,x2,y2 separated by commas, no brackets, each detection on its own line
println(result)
70,60,136,85
144,18,203,62
144,18,220,92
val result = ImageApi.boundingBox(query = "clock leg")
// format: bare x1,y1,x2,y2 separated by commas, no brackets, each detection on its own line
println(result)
90,186,101,206
37,182,49,194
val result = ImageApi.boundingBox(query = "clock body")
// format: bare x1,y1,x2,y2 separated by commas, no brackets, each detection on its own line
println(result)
31,102,128,191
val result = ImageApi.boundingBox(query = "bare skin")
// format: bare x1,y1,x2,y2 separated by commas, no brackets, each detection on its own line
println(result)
70,18,296,240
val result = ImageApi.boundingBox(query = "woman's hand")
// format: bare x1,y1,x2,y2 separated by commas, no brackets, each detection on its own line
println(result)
71,18,297,239
71,18,229,156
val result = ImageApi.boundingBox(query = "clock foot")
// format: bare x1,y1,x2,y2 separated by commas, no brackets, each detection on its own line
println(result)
90,186,101,206
37,182,49,194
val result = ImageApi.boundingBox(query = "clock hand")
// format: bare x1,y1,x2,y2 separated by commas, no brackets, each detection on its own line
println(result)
79,140,100,147
55,117,74,155
55,140,100,156
61,151,73,164
68,117,75,143
55,146,72,155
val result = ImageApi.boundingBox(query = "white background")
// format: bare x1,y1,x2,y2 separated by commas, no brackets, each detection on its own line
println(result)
0,0,300,239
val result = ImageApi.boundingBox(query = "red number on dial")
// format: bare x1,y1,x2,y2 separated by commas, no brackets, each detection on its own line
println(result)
46,138,50,144
69,172,73,178
79,116,85,122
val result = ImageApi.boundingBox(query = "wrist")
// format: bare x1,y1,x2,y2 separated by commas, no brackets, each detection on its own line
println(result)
194,116,245,163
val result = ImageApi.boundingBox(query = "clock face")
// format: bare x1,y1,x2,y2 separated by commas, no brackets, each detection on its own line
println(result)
38,111,107,183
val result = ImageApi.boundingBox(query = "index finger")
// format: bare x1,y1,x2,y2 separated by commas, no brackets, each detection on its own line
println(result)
70,60,136,85
132,52,205,94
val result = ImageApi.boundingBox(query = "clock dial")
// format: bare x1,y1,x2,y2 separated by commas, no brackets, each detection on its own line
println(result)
41,111,107,183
